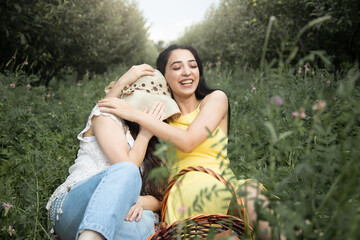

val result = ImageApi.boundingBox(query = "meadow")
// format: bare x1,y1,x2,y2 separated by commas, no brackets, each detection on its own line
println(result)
1,0,359,238
0,61,359,239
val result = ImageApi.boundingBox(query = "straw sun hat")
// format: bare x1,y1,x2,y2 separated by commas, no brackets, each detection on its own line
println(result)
105,70,181,120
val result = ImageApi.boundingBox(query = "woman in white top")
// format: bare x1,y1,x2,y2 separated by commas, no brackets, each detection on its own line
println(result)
46,65,180,240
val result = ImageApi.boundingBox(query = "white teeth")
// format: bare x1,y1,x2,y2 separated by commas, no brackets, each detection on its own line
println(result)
180,80,193,85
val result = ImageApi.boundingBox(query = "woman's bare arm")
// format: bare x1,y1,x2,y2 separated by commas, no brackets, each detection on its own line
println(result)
93,102,164,167
104,64,155,99
98,90,228,153
125,195,161,222
139,195,161,212
92,115,151,167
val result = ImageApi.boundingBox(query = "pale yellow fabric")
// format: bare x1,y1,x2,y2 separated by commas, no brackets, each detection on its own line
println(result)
165,102,250,224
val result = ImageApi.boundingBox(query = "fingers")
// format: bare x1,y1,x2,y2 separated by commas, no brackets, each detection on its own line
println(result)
97,100,115,110
139,64,155,72
120,64,155,86
98,98,122,108
98,97,118,104
156,103,165,120
125,204,143,222
125,205,135,221
97,107,115,115
149,101,164,120
136,208,143,222
98,98,164,122
138,70,155,78
149,101,162,115
136,64,155,78
97,98,129,118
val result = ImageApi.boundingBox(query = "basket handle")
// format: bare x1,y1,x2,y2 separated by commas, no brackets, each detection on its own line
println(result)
160,166,248,229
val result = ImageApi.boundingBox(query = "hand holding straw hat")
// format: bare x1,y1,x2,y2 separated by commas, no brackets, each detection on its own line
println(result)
104,69,180,120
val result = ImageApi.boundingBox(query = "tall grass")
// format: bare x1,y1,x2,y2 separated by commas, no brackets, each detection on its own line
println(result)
0,68,125,238
0,61,359,239
206,62,360,239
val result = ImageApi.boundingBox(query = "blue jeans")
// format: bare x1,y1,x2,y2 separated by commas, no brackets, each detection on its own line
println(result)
50,162,155,240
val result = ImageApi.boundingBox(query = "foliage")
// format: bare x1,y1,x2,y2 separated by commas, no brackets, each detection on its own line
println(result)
178,0,360,70
0,0,150,85
1,1,359,238
1,60,359,238
0,67,128,238
207,62,360,239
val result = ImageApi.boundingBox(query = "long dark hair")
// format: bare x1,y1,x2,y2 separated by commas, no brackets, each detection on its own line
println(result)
126,121,164,201
156,44,231,130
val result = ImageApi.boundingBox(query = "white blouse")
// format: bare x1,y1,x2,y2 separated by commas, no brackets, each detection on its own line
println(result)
46,105,134,210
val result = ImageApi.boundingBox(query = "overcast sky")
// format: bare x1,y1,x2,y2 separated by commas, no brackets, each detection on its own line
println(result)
136,0,220,43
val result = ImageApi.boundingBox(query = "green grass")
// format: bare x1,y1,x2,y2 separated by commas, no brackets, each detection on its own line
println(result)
0,63,359,239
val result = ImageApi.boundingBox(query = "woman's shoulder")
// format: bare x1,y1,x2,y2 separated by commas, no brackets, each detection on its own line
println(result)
78,104,127,142
201,90,228,107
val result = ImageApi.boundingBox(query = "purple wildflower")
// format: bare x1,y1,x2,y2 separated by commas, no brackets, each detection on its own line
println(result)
312,101,326,111
292,108,306,119
8,225,15,236
3,203,13,211
270,96,283,106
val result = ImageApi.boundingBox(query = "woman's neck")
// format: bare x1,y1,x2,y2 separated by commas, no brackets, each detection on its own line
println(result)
174,94,201,116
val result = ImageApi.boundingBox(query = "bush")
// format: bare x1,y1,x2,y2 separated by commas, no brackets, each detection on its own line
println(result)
178,0,360,70
0,68,124,238
1,62,359,239
214,64,360,239
0,0,150,85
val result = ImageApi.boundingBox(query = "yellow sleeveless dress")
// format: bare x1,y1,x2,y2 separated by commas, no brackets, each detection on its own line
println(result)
165,103,250,224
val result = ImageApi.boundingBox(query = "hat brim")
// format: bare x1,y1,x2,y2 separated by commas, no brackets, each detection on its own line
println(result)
121,91,181,120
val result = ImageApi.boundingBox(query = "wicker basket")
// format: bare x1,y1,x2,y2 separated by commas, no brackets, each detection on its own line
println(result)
147,166,253,239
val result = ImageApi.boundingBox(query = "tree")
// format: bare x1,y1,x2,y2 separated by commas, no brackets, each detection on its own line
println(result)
177,0,360,69
0,0,150,85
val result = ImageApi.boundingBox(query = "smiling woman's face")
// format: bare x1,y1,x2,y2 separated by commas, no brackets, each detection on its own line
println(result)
164,49,200,99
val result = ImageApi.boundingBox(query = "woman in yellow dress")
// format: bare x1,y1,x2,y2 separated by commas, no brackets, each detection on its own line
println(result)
99,45,273,239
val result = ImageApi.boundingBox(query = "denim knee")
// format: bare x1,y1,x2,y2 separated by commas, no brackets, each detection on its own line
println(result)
115,210,155,240
109,161,142,190
76,161,143,239
111,161,140,176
